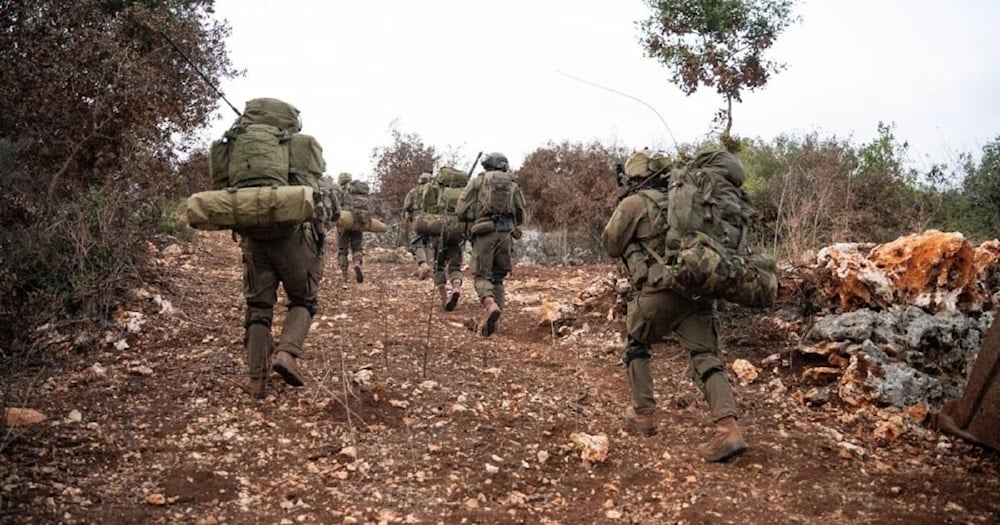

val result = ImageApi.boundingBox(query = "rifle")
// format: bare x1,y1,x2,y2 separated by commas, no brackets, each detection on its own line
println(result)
615,163,673,202
462,152,483,240
467,151,483,178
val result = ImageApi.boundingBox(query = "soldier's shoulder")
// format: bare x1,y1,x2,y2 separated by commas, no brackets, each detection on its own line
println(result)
617,193,649,211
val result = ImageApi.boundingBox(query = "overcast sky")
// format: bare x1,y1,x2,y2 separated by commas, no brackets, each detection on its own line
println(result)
204,0,1000,181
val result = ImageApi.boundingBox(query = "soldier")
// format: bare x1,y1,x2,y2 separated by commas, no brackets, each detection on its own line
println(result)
236,99,328,399
404,172,433,280
429,230,464,310
455,152,525,336
317,174,341,241
600,149,748,462
336,172,367,283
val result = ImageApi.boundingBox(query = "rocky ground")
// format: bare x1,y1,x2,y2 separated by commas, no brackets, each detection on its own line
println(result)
1,231,998,524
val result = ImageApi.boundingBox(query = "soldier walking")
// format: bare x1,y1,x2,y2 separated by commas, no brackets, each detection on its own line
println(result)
601,149,748,462
455,152,525,336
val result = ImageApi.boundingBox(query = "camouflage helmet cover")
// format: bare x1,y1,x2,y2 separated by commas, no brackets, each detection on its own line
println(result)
623,149,652,178
337,172,352,185
624,149,671,179
418,172,432,183
481,152,509,172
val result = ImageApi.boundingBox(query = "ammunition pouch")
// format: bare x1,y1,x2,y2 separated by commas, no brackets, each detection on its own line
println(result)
492,214,514,233
469,219,495,236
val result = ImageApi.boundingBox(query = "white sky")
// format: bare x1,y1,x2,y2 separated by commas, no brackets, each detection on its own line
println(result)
205,0,1000,181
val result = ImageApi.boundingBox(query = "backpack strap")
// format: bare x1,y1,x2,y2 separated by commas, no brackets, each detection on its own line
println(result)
635,190,674,266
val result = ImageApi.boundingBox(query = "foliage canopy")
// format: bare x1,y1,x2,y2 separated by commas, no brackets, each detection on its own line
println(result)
638,0,796,147
0,0,236,351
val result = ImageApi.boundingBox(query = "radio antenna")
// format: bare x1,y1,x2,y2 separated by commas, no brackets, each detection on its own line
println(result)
159,30,241,117
557,69,678,152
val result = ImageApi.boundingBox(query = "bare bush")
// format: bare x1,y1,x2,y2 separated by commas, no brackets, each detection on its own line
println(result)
369,122,438,237
517,141,621,256
0,1,236,354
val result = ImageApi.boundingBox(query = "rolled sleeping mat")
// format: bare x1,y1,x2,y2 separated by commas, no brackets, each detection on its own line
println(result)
338,210,387,233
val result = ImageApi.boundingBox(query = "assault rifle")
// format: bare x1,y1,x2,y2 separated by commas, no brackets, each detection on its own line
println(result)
462,152,483,240
615,166,670,202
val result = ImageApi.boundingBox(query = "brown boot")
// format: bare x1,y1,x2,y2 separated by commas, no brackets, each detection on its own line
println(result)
341,267,349,282
353,264,364,283
480,297,501,337
699,416,748,462
247,378,267,399
437,284,449,308
624,406,657,437
272,351,305,387
445,280,461,311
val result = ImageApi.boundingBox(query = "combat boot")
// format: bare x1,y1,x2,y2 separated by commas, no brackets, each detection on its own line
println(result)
340,267,349,282
417,262,431,280
624,406,657,437
445,279,461,311
699,416,748,462
353,255,364,283
245,322,272,399
480,297,501,337
437,284,449,308
272,351,305,387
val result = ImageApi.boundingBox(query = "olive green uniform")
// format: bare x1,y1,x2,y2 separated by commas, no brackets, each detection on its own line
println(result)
336,178,365,277
403,184,421,248
455,172,526,308
602,191,738,423
336,229,363,270
404,182,433,266
429,235,463,287
243,224,324,379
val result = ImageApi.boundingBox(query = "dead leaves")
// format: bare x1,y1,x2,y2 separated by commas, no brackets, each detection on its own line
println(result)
4,407,47,426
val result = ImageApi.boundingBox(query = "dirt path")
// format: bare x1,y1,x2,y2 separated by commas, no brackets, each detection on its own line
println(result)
2,232,998,524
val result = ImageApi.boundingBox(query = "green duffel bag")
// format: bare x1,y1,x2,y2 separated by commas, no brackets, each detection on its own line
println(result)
186,186,315,231
414,213,465,242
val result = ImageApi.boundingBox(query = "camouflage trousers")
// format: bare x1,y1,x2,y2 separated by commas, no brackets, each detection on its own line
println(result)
410,234,433,266
469,230,512,307
337,229,364,269
623,287,738,423
430,236,464,287
400,218,413,248
242,224,324,378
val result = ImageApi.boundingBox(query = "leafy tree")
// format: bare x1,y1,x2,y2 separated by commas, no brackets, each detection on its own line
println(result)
0,0,236,352
638,0,796,150
369,122,438,225
964,136,1000,221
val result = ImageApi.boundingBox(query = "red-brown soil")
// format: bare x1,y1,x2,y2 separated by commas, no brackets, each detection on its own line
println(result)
2,232,998,524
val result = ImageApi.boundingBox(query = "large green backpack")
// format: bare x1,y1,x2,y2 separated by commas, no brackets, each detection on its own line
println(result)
479,170,516,217
341,180,371,226
422,166,469,215
209,98,305,190
193,98,320,239
664,150,750,252
413,167,469,242
640,150,776,307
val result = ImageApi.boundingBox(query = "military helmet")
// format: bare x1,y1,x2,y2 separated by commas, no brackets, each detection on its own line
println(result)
624,149,671,179
337,172,352,185
418,172,432,184
623,149,652,179
481,152,509,172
